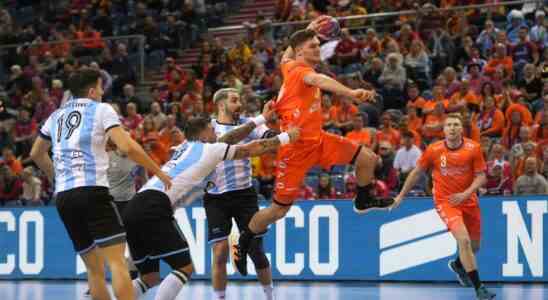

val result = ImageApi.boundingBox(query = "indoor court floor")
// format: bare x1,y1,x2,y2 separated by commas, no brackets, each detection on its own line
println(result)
0,281,546,300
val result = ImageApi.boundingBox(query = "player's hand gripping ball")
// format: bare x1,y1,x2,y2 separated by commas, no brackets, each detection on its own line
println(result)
311,15,340,41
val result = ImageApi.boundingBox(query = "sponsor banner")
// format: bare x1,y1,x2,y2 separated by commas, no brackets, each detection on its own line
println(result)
0,197,546,281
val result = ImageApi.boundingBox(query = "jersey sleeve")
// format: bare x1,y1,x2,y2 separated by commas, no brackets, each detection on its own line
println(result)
39,114,53,140
209,142,236,162
249,124,271,140
417,146,433,170
98,103,121,132
473,143,487,173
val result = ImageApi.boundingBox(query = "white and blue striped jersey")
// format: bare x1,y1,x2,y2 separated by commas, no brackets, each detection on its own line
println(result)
39,98,121,193
140,141,236,206
207,118,269,194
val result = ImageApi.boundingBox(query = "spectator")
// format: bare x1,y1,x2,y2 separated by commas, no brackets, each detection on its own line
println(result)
482,160,513,196
426,27,454,77
375,141,398,192
514,157,548,195
149,101,167,130
12,107,36,160
476,19,499,58
393,130,422,184
329,96,358,134
379,53,407,109
530,10,548,49
298,181,317,200
405,40,431,89
345,113,377,149
20,167,42,205
484,43,513,79
448,79,477,113
377,113,401,148
0,165,23,206
478,96,505,138
122,102,144,131
517,63,542,105
159,114,184,149
317,172,337,199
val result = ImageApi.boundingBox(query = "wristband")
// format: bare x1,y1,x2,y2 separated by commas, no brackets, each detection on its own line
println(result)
277,132,290,145
251,115,266,126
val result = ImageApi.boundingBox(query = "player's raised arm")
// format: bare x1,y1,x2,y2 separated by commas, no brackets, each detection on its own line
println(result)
108,126,172,190
217,101,276,145
303,73,376,103
230,128,300,160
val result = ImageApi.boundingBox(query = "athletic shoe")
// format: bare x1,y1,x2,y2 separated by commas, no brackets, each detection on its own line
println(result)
84,289,91,297
476,285,496,300
230,231,248,276
353,195,395,214
448,259,472,287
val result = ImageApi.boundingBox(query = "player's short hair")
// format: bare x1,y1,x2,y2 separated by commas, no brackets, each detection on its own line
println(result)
445,113,464,125
289,29,317,50
68,69,102,98
184,116,210,141
213,88,239,105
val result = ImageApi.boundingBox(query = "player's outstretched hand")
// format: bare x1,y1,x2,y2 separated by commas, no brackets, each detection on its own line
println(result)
449,192,468,206
389,194,404,211
262,100,277,122
158,172,173,190
350,89,376,103
287,127,301,142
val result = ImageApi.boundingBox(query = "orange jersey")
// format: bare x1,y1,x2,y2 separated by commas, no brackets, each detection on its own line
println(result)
417,138,486,204
275,61,322,144
346,128,374,147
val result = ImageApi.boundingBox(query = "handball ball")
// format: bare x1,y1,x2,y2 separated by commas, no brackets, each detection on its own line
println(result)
314,15,340,41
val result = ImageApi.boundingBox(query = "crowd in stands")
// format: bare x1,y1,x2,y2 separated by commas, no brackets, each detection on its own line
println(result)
2,0,548,205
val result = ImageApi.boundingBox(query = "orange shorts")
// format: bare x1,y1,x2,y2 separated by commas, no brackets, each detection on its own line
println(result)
274,131,360,205
435,201,482,241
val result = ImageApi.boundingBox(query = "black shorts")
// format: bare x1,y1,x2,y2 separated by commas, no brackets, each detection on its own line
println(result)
203,187,262,244
56,186,125,255
123,190,191,275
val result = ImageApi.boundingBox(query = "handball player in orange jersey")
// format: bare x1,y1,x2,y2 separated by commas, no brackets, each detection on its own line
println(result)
232,20,394,275
391,113,495,300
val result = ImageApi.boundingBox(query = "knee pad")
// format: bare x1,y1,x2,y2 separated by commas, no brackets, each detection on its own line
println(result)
248,238,270,270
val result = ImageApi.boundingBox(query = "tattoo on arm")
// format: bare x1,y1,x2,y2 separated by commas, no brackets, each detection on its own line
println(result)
217,122,257,144
232,137,281,160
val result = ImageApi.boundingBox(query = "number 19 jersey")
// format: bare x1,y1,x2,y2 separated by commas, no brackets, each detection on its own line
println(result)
39,98,121,193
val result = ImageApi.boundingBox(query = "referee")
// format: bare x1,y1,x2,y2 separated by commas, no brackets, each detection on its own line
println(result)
205,88,275,300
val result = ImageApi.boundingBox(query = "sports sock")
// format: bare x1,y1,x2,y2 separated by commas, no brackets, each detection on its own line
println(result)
132,278,149,299
263,283,274,300
153,270,190,300
213,290,226,299
467,270,482,290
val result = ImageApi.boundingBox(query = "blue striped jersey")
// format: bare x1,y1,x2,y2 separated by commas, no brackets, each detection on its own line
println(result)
140,141,236,206
39,98,121,193
207,118,268,194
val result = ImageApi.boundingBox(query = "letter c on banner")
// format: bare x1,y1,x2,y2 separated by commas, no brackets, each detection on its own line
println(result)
276,206,305,275
0,212,16,274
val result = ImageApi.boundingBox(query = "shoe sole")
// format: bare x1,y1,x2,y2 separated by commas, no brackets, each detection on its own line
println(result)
447,261,471,287
229,232,248,276
352,199,391,214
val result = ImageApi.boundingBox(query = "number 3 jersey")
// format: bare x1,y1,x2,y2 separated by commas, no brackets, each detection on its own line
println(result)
39,98,121,193
417,138,486,205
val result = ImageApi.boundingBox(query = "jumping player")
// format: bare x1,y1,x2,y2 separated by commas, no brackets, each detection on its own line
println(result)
205,88,275,299
233,21,394,275
30,69,172,300
122,115,298,300
391,113,496,300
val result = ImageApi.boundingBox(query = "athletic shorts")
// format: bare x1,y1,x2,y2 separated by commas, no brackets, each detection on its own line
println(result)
123,190,192,275
56,186,125,255
274,131,361,205
203,187,263,244
435,201,482,241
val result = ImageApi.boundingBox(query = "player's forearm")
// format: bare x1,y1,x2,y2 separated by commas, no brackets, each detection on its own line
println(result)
398,167,423,197
463,173,487,197
217,121,257,145
126,139,164,177
304,73,354,98
32,155,54,183
233,136,282,159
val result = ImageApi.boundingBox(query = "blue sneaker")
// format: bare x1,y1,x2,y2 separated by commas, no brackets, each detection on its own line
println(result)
476,285,496,300
448,259,472,287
